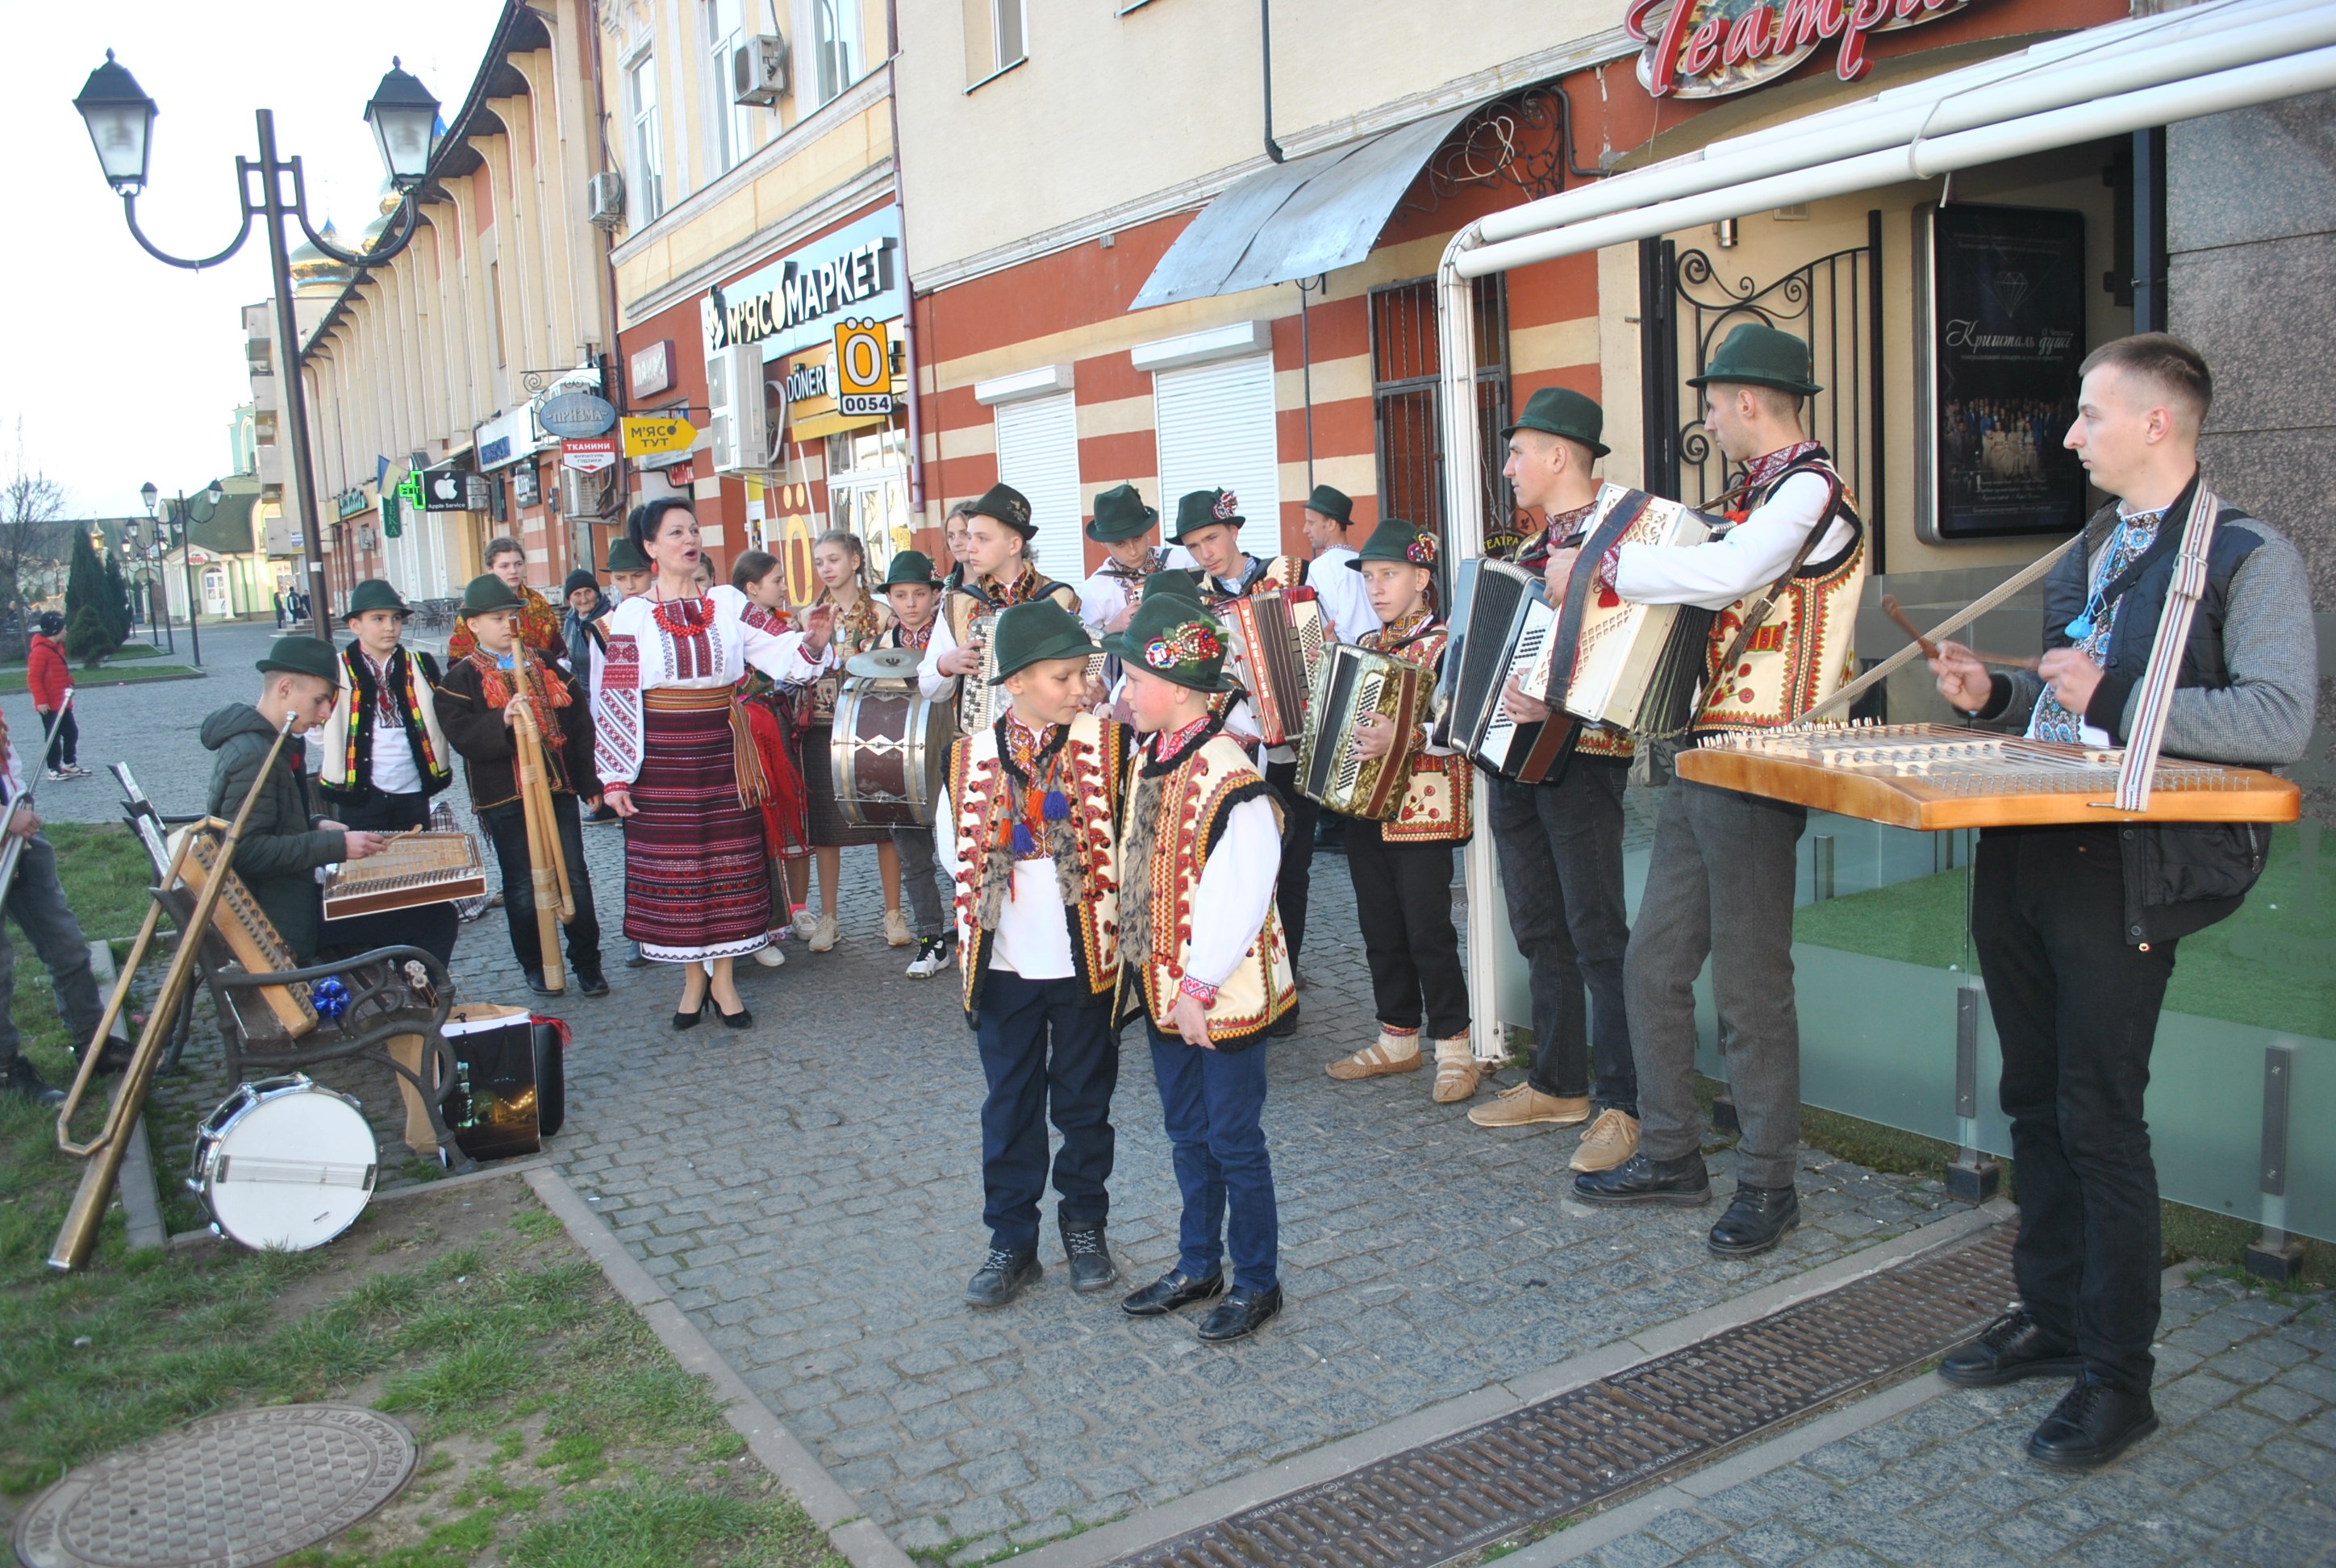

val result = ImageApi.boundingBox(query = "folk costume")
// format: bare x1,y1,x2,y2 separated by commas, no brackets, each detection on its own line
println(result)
1103,594,1291,1342
932,601,1134,1306
1299,484,1379,645
1469,390,1640,1169
878,552,955,970
591,582,829,964
804,583,893,851
448,576,566,667
436,575,605,992
1175,487,1321,975
1077,483,1197,636
1942,464,2312,1463
918,486,1083,732
1319,523,1479,1102
1575,327,1867,1257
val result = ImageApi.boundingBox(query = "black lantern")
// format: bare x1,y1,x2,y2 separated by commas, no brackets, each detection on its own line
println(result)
73,52,158,193
139,480,159,518
365,58,440,189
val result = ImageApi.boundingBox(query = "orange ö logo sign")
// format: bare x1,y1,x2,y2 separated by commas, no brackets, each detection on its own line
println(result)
1625,0,1971,100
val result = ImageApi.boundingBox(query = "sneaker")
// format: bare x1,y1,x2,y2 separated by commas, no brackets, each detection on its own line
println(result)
753,940,786,969
884,908,915,948
1570,1107,1641,1171
905,937,953,978
808,914,840,953
62,764,91,778
44,769,70,782
1469,1082,1592,1128
791,907,819,941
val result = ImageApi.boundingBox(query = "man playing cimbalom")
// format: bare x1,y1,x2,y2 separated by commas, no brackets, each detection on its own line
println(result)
1927,334,2313,1470
1565,326,1866,1261
1456,389,1640,1174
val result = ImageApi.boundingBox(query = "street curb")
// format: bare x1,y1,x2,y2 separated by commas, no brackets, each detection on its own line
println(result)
524,1164,916,1568
10,670,209,693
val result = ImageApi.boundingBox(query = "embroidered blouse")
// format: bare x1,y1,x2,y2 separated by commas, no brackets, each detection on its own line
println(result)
590,584,828,788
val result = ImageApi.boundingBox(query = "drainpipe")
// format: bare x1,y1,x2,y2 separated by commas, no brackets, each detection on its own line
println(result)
1260,0,1286,163
884,3,925,513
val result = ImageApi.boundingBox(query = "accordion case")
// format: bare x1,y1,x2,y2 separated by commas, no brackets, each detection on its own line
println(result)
1441,558,1572,782
1528,485,1718,739
1296,645,1427,819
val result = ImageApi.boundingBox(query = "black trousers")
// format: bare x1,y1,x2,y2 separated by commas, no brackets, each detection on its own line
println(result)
974,970,1118,1253
319,788,459,966
1263,759,1318,962
42,707,77,770
1974,826,2176,1395
1345,820,1468,1039
479,793,603,975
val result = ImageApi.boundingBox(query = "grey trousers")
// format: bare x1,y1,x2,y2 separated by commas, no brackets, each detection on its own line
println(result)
0,832,105,1069
1624,775,1808,1189
891,824,949,940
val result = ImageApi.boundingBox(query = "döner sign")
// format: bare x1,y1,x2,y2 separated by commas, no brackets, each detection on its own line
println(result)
1626,0,1972,99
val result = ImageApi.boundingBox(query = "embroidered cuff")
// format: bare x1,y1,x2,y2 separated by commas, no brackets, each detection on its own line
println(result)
1178,974,1219,1005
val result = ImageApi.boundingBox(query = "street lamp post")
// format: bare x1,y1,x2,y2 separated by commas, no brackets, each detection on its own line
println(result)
75,51,441,648
136,479,173,656
161,481,224,667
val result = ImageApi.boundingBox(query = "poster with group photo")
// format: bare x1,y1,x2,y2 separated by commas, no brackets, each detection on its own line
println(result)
1925,204,2090,540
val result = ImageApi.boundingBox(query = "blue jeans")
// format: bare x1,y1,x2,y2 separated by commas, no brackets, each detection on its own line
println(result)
0,832,104,1068
1147,1022,1278,1291
974,971,1118,1252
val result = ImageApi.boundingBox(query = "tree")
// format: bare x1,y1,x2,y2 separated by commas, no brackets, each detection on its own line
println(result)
66,606,113,666
102,551,131,642
0,423,70,661
65,528,116,663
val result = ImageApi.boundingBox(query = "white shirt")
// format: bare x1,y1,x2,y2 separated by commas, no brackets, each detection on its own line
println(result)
1181,792,1282,989
1308,545,1380,644
918,614,966,704
1078,547,1198,636
932,769,1082,979
361,653,423,796
1612,471,1850,609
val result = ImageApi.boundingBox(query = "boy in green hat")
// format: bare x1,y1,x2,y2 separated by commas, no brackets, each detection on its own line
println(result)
1102,593,1292,1343
603,534,652,602
1558,322,1867,1261
436,574,607,998
876,550,957,978
932,598,1134,1309
1298,483,1378,644
1078,482,1195,637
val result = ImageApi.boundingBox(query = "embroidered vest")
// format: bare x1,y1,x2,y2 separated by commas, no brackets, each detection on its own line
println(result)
1199,554,1308,605
1114,732,1295,1045
1360,620,1475,845
319,645,451,799
945,712,1128,1017
1694,453,1867,733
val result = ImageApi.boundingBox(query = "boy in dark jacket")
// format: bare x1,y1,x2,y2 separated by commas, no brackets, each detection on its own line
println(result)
436,575,606,996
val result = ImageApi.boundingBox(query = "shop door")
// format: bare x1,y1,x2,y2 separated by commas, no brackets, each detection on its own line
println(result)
827,421,911,579
1642,217,1884,555
1370,276,1518,573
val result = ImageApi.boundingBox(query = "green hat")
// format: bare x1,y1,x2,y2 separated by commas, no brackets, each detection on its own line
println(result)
460,573,525,617
1085,483,1159,544
1100,595,1238,694
967,482,1036,538
882,549,945,590
342,578,409,620
1304,484,1353,525
1347,517,1440,571
1139,568,1203,605
1687,323,1822,396
603,536,649,573
256,636,340,683
987,600,1098,684
1500,386,1610,458
1170,488,1245,544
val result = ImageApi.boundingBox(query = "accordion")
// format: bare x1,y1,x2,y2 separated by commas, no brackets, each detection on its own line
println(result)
1296,645,1428,819
1524,485,1718,738
1220,589,1325,749
955,609,1108,736
1440,558,1571,782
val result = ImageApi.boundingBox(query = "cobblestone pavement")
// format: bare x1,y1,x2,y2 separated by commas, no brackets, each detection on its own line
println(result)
1562,1275,2335,1568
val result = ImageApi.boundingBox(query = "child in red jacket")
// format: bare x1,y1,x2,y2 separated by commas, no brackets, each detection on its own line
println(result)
27,614,81,781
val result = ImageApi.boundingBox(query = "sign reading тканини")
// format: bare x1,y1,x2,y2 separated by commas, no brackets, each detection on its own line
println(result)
1626,0,1972,99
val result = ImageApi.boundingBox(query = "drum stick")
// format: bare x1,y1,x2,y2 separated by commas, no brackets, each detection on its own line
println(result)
1881,595,2038,671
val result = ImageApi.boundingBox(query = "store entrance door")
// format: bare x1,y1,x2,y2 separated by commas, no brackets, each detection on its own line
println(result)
825,424,910,578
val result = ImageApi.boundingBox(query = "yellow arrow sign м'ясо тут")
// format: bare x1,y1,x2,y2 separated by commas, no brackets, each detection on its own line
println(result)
624,415,697,458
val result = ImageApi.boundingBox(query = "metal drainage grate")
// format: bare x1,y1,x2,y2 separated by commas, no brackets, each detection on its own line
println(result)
1116,1227,2013,1568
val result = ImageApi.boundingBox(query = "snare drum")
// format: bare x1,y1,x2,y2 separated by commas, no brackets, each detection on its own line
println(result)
832,656,957,828
188,1074,378,1251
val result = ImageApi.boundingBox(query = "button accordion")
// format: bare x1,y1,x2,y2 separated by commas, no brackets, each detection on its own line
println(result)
1523,485,1718,737
1219,588,1325,749
1296,644,1429,819
1438,558,1571,782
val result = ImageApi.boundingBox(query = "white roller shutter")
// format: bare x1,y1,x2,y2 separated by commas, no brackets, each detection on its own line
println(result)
1153,353,1280,560
993,391,1086,587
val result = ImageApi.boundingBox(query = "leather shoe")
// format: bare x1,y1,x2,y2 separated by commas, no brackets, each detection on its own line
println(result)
1708,1183,1800,1256
1120,1267,1225,1316
1061,1221,1118,1293
718,1003,753,1030
576,967,610,998
1939,1308,2082,1388
1196,1284,1283,1342
1572,1152,1712,1207
2026,1373,2159,1470
3,1057,65,1107
524,969,557,997
966,1246,1043,1308
673,998,711,1030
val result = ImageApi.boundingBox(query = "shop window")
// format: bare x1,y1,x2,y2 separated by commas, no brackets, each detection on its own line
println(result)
703,0,753,173
825,418,909,575
992,393,1082,587
1153,354,1279,561
810,0,863,106
628,52,665,222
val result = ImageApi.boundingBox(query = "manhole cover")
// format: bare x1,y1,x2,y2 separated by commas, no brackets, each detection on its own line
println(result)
12,1404,417,1568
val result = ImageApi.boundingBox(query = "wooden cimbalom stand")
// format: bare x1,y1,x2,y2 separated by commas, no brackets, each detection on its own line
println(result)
1678,721,2301,831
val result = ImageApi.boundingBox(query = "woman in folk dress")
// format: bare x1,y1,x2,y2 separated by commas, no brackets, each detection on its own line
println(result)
594,498,832,1027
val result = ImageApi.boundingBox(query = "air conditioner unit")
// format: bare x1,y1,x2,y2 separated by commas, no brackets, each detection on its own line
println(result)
587,170,626,231
732,35,789,106
706,341,771,474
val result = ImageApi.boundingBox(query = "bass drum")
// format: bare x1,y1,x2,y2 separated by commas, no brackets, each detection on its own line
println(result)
832,673,957,828
189,1074,378,1252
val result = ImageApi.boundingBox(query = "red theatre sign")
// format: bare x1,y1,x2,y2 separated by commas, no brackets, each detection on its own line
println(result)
1626,0,1972,98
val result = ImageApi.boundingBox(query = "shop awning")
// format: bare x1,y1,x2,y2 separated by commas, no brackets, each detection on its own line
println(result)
1131,105,1481,310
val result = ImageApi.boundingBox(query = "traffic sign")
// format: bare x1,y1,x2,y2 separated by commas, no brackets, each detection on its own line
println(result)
624,415,697,458
833,319,892,417
562,437,618,473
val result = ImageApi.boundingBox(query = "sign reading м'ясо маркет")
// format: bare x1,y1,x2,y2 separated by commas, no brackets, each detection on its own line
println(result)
701,207,902,361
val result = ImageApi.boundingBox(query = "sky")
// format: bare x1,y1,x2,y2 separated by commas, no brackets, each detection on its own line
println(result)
6,2,507,519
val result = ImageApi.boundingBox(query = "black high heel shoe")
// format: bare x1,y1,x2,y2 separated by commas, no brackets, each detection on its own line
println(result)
673,996,713,1030
716,999,753,1029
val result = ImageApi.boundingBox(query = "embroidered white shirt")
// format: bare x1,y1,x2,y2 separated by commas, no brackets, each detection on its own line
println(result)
1307,545,1380,644
590,585,827,787
1078,547,1198,636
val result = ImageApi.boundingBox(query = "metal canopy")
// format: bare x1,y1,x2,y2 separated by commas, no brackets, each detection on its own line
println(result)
1130,105,1479,310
